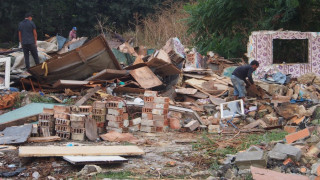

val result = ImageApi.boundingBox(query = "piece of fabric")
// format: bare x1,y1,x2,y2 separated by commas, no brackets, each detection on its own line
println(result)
22,44,39,68
231,75,246,98
232,65,254,85
18,19,36,44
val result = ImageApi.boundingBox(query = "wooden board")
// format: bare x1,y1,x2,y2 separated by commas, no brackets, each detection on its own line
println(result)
85,69,129,81
75,86,100,106
19,146,145,157
175,88,197,95
85,118,99,141
130,66,162,89
63,155,128,165
0,124,32,145
52,80,89,89
113,87,145,94
28,136,61,143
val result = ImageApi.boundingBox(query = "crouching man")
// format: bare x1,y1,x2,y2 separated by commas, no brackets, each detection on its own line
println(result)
231,60,259,101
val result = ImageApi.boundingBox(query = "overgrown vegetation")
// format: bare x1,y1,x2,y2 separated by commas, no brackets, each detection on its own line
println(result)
191,130,287,168
123,1,195,49
185,0,320,58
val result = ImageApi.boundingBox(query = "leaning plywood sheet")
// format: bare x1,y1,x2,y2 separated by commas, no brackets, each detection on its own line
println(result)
130,66,162,89
85,69,129,81
63,156,128,165
28,35,122,84
0,124,32,144
0,103,58,131
19,146,145,157
52,80,89,89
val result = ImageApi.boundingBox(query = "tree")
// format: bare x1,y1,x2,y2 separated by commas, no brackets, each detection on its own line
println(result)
185,0,320,58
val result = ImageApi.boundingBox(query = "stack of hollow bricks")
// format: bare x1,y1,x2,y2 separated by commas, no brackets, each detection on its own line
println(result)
141,91,169,133
106,100,129,133
54,105,71,139
70,105,92,141
92,101,108,134
38,108,55,137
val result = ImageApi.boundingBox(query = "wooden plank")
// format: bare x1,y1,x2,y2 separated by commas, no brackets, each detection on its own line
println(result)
19,146,145,157
209,96,226,106
28,136,61,143
75,86,100,106
52,80,89,89
63,156,128,165
0,124,32,145
85,118,99,141
175,88,197,95
183,73,206,79
85,69,129,81
130,66,162,89
113,87,145,94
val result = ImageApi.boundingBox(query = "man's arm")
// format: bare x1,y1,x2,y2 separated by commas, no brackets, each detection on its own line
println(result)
247,68,254,85
18,31,22,43
33,29,37,45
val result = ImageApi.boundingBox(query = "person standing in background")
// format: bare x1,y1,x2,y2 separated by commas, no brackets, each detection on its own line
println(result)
18,12,40,69
69,27,77,40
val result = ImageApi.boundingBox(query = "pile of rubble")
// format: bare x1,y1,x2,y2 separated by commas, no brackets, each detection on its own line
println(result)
0,33,320,179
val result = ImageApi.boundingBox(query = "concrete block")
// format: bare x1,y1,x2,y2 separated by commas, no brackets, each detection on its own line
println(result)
106,127,122,133
108,121,124,128
128,125,140,132
106,114,122,122
140,126,156,133
107,108,123,116
144,102,154,108
153,103,169,109
141,113,153,120
129,117,141,126
154,120,164,127
141,120,155,126
93,101,107,108
123,120,129,127
269,143,301,161
153,97,170,104
144,90,158,97
235,146,266,170
184,120,200,131
153,114,167,121
285,128,310,144
70,114,86,121
152,108,168,115
208,125,221,133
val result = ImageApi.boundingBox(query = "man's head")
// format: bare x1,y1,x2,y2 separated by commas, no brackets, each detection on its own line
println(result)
25,13,33,20
72,27,77,32
250,60,259,71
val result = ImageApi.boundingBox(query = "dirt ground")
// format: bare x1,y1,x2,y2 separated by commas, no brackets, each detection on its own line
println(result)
0,132,215,179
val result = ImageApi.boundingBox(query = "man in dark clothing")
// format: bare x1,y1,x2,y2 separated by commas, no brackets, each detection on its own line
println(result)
18,13,40,69
231,60,259,101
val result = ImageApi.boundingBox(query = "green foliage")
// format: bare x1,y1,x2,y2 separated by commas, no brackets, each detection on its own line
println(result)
185,0,320,58
29,94,56,103
0,0,170,43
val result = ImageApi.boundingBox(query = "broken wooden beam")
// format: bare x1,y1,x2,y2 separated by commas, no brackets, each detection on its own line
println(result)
19,146,145,157
75,86,101,106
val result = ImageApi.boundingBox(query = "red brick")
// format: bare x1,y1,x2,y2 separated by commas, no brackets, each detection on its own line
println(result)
169,118,181,130
106,101,124,108
96,122,105,128
42,108,54,115
54,105,70,113
285,128,310,144
143,96,154,103
54,113,70,119
284,126,298,134
92,108,107,115
107,108,124,116
108,121,125,128
106,114,123,122
152,108,168,115
153,103,169,109
122,113,128,120
79,106,92,114
153,114,167,121
92,114,106,122
142,107,153,113
153,97,170,103
93,101,107,108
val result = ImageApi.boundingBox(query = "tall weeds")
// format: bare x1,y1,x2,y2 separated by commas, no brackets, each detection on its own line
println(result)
123,1,195,49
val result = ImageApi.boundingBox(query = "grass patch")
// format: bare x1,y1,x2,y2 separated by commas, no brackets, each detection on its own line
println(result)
30,94,56,103
95,171,133,179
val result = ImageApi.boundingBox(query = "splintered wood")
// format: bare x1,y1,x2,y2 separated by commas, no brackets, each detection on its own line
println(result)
130,66,163,89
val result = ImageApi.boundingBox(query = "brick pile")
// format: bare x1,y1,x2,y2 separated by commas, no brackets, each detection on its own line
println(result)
54,105,71,139
70,105,92,141
141,90,169,133
106,100,129,133
38,108,55,137
92,101,108,134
